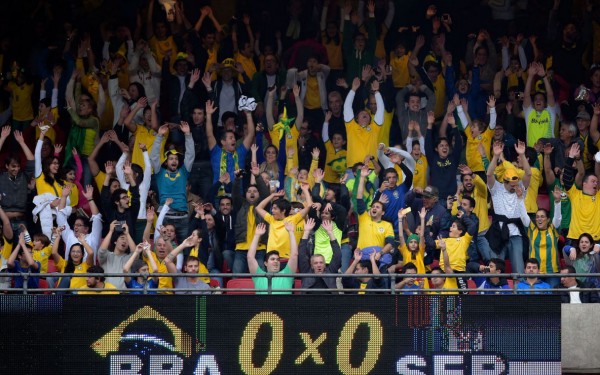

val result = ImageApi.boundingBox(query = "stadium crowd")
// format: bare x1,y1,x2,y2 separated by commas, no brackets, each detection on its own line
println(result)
0,0,599,298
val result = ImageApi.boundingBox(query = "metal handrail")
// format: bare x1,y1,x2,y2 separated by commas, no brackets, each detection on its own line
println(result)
1,271,597,294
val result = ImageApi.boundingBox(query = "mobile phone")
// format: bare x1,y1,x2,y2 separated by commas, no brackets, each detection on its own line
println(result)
400,207,412,215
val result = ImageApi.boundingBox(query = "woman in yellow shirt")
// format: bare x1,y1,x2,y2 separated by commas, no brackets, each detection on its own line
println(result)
51,228,94,291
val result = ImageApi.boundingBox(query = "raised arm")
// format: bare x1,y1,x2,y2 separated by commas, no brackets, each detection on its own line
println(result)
149,124,169,173
164,236,195,274
283,220,298,273
247,223,266,274
551,185,562,228
515,140,531,189
265,86,276,130
344,78,360,122
292,84,304,130
205,99,218,150
124,97,147,133
372,80,384,125
242,111,255,150
180,121,195,171
255,190,284,218
487,142,504,189
12,130,34,161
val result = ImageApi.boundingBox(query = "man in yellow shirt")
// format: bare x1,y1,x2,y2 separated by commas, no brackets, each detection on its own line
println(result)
355,165,394,272
79,265,119,294
255,185,312,260
344,78,384,168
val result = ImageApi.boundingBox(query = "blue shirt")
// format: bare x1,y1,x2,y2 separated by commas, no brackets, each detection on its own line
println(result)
156,166,190,212
516,279,551,294
381,184,410,235
210,144,248,183
125,278,158,294
11,261,41,289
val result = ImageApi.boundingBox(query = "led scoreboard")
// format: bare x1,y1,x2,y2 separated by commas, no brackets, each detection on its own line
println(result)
0,295,560,374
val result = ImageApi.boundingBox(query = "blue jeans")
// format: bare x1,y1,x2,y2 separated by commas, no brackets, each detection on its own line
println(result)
232,250,265,277
163,216,189,245
189,161,213,200
222,249,235,272
477,231,493,263
495,235,525,275
207,252,223,287
341,243,352,273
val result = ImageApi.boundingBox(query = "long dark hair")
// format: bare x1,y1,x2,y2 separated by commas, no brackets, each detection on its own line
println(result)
42,156,64,187
64,243,84,274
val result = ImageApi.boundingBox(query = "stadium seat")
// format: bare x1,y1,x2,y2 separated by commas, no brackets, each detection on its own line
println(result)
504,260,513,274
46,259,58,274
537,194,550,211
38,279,51,295
225,278,255,294
467,279,477,294
293,279,302,294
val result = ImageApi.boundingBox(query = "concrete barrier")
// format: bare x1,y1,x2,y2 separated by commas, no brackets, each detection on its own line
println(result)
562,304,600,373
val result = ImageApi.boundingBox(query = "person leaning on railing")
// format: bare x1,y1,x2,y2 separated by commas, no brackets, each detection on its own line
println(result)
79,265,119,294
343,248,385,294
298,218,341,293
123,241,158,294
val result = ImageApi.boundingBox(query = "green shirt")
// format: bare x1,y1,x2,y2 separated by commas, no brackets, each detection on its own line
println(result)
548,180,571,231
253,265,293,294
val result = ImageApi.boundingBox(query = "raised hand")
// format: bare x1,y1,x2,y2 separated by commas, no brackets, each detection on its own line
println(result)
360,164,370,178
419,207,427,220
353,248,362,261
165,197,174,206
378,193,389,205
13,130,25,144
292,84,300,98
568,142,580,159
487,95,496,108
105,161,115,175
304,217,316,232
54,144,63,154
205,100,217,115
0,126,10,140
137,97,148,109
123,160,133,175
283,219,295,233
493,141,504,157
189,68,201,86
514,140,526,155
201,72,212,88
543,143,553,155
553,185,563,203
158,124,169,136
62,184,72,198
146,206,155,222
313,168,325,183
371,78,379,92
83,185,94,200
351,77,361,92
311,147,320,160
322,220,333,233
180,121,190,134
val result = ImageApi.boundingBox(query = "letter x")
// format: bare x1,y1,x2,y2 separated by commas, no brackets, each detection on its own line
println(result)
295,332,327,365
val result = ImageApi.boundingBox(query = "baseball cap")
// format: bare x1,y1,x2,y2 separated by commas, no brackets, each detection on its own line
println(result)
221,58,235,70
422,185,439,198
576,111,591,120
503,168,520,182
